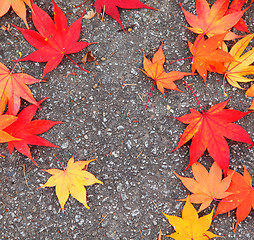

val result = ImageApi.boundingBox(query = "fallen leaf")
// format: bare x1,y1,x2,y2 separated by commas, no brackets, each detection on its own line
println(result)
0,0,32,28
83,9,96,19
214,166,254,232
0,61,40,115
246,84,254,109
3,98,63,166
174,162,232,212
0,114,19,143
94,0,156,30
224,34,254,89
13,0,92,76
180,0,246,40
188,34,235,82
39,155,103,212
172,97,253,173
226,0,251,33
162,196,220,239
81,51,96,65
141,43,191,108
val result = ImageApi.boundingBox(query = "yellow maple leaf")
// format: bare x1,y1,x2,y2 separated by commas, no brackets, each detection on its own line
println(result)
162,196,220,240
224,34,254,90
39,155,103,213
0,0,32,28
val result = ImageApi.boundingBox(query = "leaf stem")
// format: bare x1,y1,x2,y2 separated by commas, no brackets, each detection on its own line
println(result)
74,0,90,8
145,81,156,110
10,52,22,74
65,54,90,73
183,81,204,113
53,154,65,171
170,56,192,64
222,74,228,97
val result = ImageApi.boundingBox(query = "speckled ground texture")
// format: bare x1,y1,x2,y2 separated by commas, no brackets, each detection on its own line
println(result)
0,0,254,239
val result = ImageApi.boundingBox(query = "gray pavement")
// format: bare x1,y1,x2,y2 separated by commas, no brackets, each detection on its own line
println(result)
0,0,253,239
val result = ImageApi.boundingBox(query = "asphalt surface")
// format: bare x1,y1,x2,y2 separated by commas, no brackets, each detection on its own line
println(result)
0,0,254,239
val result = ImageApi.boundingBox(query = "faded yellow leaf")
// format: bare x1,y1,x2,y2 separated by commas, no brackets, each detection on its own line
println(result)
39,155,103,213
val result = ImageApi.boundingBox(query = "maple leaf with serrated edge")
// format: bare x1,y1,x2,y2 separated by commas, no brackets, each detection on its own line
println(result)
162,196,220,240
0,61,40,115
94,0,156,31
224,34,254,90
0,114,19,143
12,0,93,76
213,166,254,232
225,0,252,33
39,155,103,213
0,0,32,28
180,0,246,40
140,43,192,109
171,83,253,173
188,33,235,83
174,162,232,212
3,98,63,167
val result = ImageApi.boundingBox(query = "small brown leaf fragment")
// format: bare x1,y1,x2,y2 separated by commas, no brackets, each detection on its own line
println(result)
81,51,96,65
83,9,96,19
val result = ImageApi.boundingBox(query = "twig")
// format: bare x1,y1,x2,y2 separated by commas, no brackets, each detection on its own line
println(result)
152,200,159,210
139,229,144,240
99,214,108,225
137,92,144,102
136,150,143,159
23,164,29,187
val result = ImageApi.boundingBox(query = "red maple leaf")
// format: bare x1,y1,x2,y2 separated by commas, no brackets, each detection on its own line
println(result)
0,114,19,143
172,83,253,173
13,0,92,76
94,0,156,30
3,98,63,167
226,0,252,33
214,166,254,232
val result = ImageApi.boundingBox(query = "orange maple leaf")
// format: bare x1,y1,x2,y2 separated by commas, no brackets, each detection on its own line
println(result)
0,0,32,28
0,114,20,143
188,34,235,82
180,0,246,40
174,162,232,212
141,43,191,109
39,155,103,213
0,61,40,115
214,166,254,232
246,84,254,109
